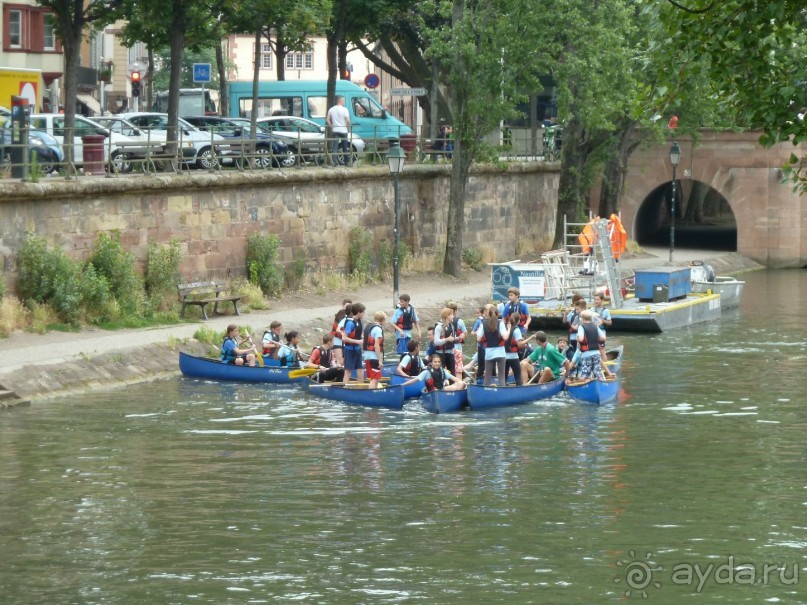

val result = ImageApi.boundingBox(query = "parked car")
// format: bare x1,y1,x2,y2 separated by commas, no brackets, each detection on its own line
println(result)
29,113,146,173
87,115,169,172
117,112,230,169
0,126,63,174
182,115,295,168
253,115,365,164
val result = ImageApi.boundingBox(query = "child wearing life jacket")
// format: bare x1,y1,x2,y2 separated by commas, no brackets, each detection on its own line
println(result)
434,307,459,375
395,339,424,377
392,293,420,356
342,302,366,384
306,334,345,383
277,331,309,368
476,304,511,387
401,354,466,392
221,324,257,366
446,301,467,379
331,299,352,367
362,310,387,389
262,320,283,357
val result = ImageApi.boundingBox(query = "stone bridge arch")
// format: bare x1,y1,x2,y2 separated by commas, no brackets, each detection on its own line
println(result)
614,131,806,268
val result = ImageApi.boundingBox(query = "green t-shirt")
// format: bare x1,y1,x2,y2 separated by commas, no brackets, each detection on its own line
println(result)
527,343,566,378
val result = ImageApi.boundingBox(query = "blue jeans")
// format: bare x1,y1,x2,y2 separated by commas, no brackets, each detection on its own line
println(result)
331,132,349,165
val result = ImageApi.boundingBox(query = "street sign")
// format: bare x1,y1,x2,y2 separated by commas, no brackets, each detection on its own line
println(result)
193,63,212,83
390,87,427,96
364,73,380,89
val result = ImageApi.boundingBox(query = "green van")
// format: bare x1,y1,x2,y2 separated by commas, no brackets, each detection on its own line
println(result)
227,80,411,147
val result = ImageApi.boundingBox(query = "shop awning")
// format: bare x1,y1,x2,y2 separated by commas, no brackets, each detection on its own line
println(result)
77,93,101,114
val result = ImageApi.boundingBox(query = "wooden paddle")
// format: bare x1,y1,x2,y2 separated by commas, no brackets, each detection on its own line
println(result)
243,335,263,367
289,367,320,379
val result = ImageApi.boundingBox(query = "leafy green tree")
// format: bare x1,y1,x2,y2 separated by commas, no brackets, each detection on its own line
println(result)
419,0,545,275
36,0,121,171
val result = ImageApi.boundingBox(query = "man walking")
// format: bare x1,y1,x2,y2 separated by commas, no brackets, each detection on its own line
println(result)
326,96,351,166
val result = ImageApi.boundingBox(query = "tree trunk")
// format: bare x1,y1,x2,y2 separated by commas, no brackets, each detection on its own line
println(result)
147,46,155,110
216,38,228,116
61,34,80,175
443,136,473,275
248,28,261,164
598,120,637,217
166,4,186,167
276,35,287,81
553,116,589,248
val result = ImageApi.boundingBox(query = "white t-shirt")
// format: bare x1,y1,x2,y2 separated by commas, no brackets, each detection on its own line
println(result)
327,104,350,134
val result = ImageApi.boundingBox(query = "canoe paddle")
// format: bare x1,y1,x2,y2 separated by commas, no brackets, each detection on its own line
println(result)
288,367,320,379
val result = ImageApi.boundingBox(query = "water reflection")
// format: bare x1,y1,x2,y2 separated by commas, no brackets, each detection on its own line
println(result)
0,270,805,603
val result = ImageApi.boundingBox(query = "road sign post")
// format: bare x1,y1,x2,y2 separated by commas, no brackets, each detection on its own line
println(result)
390,87,428,96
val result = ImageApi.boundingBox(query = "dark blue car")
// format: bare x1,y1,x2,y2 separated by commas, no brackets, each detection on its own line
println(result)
182,116,296,168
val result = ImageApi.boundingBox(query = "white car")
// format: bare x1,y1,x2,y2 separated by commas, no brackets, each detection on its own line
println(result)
250,116,365,163
118,112,232,169
88,115,169,171
29,113,146,173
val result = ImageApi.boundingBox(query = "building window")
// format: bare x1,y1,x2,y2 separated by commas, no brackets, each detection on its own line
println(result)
260,43,272,68
286,51,314,70
9,10,22,47
43,13,55,50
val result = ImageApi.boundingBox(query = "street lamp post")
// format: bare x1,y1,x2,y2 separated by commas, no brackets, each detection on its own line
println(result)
387,144,406,308
669,142,681,262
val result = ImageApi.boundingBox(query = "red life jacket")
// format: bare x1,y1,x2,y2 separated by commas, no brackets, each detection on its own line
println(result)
401,353,423,376
396,306,415,331
362,322,383,352
506,329,520,353
425,368,446,391
312,345,332,367
435,321,456,352
479,322,505,348
578,322,603,352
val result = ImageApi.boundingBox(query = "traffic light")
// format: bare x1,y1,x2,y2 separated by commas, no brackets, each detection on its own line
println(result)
131,70,141,97
343,63,353,79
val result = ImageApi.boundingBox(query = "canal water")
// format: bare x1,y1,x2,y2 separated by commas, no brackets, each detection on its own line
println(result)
1,270,805,604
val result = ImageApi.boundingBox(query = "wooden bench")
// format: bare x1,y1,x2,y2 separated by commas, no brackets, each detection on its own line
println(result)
422,139,453,161
177,281,241,320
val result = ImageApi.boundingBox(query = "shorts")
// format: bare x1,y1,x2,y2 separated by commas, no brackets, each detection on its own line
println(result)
396,337,409,355
343,347,362,371
577,354,602,380
365,359,382,380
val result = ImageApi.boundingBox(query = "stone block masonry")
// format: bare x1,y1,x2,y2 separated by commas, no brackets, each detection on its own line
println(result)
0,164,559,290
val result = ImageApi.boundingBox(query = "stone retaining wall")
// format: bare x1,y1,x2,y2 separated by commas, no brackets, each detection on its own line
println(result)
0,164,559,288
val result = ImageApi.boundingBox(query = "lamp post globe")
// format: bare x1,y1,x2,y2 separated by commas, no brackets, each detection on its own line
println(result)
387,144,406,308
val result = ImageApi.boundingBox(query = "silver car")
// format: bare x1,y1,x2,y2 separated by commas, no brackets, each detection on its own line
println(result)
249,116,366,164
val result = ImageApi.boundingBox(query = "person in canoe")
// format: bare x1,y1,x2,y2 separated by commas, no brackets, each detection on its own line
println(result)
400,354,467,392
362,310,387,389
567,310,607,382
221,324,258,366
306,334,345,383
331,299,352,367
277,331,309,367
391,293,421,356
520,331,569,384
342,302,366,385
395,339,425,377
476,303,511,387
262,320,283,359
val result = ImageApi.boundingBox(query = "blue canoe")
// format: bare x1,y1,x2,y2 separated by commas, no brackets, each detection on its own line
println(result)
467,377,565,409
179,351,308,384
604,345,624,374
307,383,406,410
389,373,427,399
420,388,468,414
565,374,620,404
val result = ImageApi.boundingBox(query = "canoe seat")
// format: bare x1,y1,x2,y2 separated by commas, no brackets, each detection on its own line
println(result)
177,281,241,320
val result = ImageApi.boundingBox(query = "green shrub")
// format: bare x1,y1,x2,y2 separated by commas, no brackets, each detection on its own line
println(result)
247,233,284,296
376,240,392,275
146,239,182,311
79,263,114,323
89,232,143,315
462,247,485,271
348,226,372,276
284,250,307,290
17,234,82,325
